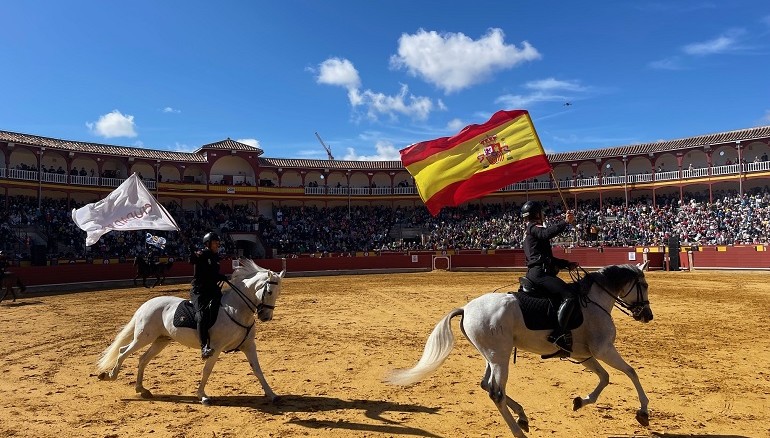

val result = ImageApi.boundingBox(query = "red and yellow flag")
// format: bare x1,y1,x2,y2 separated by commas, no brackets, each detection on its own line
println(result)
400,110,551,216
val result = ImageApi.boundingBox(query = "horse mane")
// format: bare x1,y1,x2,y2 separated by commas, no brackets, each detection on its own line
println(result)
230,258,271,290
590,264,643,292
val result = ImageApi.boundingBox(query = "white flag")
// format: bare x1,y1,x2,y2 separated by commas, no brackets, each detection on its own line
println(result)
71,173,179,246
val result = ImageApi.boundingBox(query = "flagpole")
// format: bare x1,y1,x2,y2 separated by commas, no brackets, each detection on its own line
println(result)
550,170,570,212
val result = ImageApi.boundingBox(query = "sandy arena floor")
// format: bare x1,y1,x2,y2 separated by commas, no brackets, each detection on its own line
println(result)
1,270,769,438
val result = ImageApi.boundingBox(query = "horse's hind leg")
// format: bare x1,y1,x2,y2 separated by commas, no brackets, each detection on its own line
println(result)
106,334,155,380
484,361,527,438
480,364,529,432
595,345,650,426
135,337,171,398
573,357,609,411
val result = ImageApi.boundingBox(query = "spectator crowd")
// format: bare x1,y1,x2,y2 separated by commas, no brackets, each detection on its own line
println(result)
3,187,770,261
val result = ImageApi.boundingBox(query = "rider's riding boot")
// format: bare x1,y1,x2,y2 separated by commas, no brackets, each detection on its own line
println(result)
198,321,213,360
548,297,576,353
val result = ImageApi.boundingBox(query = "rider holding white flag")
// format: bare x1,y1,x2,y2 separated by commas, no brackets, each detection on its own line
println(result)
189,232,228,359
521,201,578,355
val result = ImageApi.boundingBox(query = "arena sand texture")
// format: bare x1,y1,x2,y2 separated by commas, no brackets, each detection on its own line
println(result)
1,270,769,438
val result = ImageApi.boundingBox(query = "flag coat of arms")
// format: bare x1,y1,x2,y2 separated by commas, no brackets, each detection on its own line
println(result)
399,110,551,215
71,173,179,246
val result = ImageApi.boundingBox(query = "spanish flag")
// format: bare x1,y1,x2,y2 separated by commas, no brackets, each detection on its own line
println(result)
400,110,551,216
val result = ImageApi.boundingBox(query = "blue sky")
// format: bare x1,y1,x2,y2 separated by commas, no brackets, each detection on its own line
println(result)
2,1,769,160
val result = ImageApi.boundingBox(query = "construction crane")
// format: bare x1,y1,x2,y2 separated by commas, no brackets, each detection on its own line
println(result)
315,132,335,160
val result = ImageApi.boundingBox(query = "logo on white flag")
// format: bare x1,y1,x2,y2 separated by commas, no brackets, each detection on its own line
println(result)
71,173,179,246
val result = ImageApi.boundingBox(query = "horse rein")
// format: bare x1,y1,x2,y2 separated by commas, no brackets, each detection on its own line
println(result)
221,275,279,353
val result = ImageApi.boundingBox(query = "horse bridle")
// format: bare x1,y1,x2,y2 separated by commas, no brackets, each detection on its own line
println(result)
599,276,650,319
575,267,649,318
225,275,279,315
220,274,279,353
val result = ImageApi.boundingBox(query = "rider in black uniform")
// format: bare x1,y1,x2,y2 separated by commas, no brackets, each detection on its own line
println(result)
521,201,577,355
189,232,228,359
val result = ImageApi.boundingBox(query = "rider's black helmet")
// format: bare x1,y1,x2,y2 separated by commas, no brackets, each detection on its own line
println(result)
520,201,543,220
202,232,220,244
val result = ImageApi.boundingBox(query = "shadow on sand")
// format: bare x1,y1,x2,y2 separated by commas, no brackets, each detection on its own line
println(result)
0,300,44,307
651,433,752,438
124,393,441,437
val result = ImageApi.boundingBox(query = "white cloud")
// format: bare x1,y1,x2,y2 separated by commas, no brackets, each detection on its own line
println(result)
351,84,435,121
446,118,465,131
525,78,585,92
496,77,590,108
683,29,746,55
162,107,181,114
763,110,770,123
648,56,685,70
236,138,261,148
296,149,327,159
343,141,402,161
316,57,361,90
496,91,568,108
390,28,541,93
315,58,439,121
86,110,137,138
172,142,194,152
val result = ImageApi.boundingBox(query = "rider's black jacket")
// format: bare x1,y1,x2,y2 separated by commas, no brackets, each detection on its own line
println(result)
523,221,571,274
189,248,227,298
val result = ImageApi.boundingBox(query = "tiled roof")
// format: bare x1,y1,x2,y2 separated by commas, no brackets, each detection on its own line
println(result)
0,130,207,162
259,158,404,170
195,138,264,155
4,124,770,169
548,125,770,163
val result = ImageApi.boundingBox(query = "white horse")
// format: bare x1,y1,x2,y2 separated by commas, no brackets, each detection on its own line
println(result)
387,262,653,438
96,259,285,405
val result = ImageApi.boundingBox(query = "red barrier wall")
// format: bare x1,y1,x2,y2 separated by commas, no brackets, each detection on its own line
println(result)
286,255,432,272
8,246,770,288
691,246,770,269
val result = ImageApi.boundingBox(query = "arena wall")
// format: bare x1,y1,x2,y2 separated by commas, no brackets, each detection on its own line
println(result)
11,245,768,293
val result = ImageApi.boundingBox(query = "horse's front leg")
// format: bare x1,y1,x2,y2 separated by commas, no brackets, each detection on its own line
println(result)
197,351,221,405
241,341,278,402
572,357,609,411
595,346,650,426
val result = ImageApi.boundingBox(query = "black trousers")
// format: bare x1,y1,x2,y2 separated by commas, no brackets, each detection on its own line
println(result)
190,286,220,348
526,266,573,300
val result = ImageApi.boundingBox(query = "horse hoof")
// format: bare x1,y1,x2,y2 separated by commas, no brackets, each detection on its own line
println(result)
573,396,583,411
636,410,650,426
201,397,212,406
517,419,529,433
97,372,108,381
138,389,153,399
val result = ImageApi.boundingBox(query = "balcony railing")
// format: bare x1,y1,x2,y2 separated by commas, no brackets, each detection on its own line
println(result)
41,172,67,184
3,161,770,196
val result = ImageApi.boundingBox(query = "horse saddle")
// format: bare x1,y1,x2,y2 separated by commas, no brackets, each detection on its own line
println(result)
172,300,220,330
173,301,198,329
510,277,583,331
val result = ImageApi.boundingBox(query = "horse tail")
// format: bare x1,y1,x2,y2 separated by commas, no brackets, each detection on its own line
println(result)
96,314,137,374
386,308,464,386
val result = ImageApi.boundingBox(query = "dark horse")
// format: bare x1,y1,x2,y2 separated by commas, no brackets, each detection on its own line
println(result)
133,255,174,288
0,271,27,303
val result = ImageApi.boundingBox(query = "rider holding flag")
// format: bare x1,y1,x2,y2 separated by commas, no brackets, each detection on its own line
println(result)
521,201,578,355
189,232,227,359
